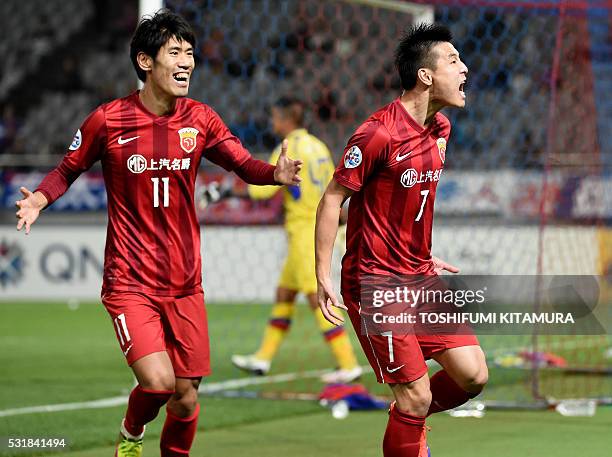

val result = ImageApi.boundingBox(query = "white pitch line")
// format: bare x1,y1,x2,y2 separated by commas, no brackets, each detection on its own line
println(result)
1,337,606,418
0,366,373,418
0,396,128,418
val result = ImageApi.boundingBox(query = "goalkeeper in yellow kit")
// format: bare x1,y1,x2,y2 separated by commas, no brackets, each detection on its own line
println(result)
232,97,362,383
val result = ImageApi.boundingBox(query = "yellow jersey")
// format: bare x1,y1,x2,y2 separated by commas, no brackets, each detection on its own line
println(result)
248,128,334,227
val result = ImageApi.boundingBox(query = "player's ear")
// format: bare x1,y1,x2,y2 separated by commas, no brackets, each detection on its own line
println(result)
417,68,433,87
137,52,154,74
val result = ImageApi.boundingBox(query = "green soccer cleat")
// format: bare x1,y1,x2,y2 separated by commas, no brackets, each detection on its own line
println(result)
114,419,144,457
114,436,143,457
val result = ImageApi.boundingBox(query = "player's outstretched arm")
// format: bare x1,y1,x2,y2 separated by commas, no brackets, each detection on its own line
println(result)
315,179,353,325
15,187,48,235
15,107,106,235
273,139,303,186
432,255,460,274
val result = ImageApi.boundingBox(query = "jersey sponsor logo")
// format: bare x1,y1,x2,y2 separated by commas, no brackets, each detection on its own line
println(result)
0,239,25,288
396,150,413,162
386,364,405,373
344,145,362,169
68,129,82,151
127,154,147,174
437,137,446,163
127,154,191,174
118,135,140,145
400,168,443,188
178,127,199,153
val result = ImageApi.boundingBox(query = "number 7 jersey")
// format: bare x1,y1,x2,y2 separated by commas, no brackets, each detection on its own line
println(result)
36,92,253,296
333,98,451,298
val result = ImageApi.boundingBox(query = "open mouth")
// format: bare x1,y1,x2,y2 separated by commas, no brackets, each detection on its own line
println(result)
173,72,189,85
459,81,466,99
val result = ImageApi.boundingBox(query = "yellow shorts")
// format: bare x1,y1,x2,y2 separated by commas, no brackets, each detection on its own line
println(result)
278,224,317,295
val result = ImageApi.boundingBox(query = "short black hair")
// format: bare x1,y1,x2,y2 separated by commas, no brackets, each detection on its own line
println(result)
130,9,196,82
395,23,453,90
273,96,305,127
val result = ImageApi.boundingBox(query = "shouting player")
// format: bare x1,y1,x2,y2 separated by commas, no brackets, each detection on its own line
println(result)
315,24,488,456
231,97,362,384
15,10,301,457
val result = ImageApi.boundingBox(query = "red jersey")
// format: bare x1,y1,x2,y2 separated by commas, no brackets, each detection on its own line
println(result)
37,92,272,296
334,98,451,297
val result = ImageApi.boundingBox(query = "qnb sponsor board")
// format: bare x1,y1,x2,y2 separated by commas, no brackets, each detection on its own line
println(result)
0,225,601,301
0,228,106,300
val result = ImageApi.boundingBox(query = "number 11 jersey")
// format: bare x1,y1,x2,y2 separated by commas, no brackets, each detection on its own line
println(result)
36,91,252,296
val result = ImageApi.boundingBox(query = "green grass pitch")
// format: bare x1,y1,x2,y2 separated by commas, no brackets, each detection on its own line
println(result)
1,301,610,456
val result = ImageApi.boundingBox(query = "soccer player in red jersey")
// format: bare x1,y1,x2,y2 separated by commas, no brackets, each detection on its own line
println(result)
316,24,488,457
15,10,301,457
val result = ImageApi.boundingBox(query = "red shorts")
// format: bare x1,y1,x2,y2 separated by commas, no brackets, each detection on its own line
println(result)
344,296,479,384
101,291,211,378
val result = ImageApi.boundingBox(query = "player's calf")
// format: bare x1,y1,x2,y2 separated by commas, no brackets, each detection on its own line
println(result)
383,400,428,457
427,346,489,416
161,379,202,457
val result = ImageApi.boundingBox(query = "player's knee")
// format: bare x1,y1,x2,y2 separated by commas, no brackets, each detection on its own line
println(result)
462,366,489,394
393,383,432,416
139,372,176,392
169,386,199,417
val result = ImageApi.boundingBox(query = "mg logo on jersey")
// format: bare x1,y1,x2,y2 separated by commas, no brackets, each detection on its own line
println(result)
178,127,199,153
437,137,446,163
400,168,419,188
127,154,191,173
127,154,147,174
401,168,443,188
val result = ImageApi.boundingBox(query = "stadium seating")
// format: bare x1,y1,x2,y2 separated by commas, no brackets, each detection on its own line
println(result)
1,0,610,172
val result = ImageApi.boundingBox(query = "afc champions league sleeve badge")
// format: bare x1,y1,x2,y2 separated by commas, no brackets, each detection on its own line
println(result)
68,129,82,152
178,127,199,154
436,137,446,164
344,145,362,169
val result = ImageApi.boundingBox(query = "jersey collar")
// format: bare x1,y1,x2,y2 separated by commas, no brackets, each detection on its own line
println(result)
394,98,437,135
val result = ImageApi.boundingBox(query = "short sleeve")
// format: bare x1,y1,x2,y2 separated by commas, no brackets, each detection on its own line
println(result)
35,106,107,204
62,107,107,172
334,120,391,192
202,107,250,171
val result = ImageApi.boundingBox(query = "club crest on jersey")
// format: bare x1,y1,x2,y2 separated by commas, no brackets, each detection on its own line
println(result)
344,145,362,169
68,129,82,151
436,137,446,163
178,127,199,154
